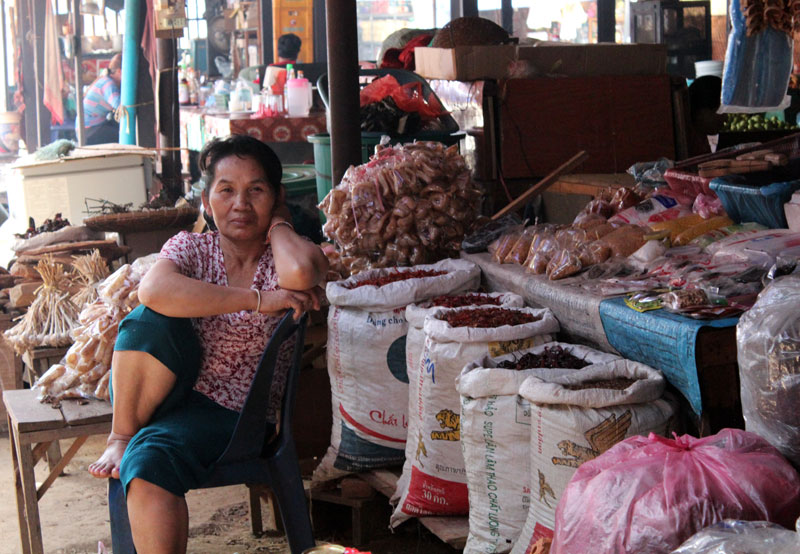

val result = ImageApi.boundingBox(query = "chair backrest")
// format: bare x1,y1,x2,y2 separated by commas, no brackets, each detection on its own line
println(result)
213,309,308,465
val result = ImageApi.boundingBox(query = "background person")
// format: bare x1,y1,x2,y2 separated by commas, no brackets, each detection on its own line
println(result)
83,53,122,145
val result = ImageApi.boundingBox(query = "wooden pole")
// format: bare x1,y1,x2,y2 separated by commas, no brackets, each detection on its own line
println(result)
324,0,360,187
0,0,8,112
157,36,182,202
71,0,85,145
30,0,45,148
491,151,588,220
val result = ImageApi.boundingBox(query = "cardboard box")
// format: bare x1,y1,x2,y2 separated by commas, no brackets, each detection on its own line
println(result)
415,45,517,81
415,43,667,81
517,43,667,77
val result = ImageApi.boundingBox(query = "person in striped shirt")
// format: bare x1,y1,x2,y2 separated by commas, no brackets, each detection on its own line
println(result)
83,53,122,144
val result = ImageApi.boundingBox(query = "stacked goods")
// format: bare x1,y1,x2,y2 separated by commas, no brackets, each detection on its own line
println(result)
737,275,800,466
319,141,482,277
456,342,619,554
70,250,110,308
4,257,80,353
313,259,481,483
550,429,800,554
511,360,675,552
392,291,525,505
391,305,560,526
32,257,154,402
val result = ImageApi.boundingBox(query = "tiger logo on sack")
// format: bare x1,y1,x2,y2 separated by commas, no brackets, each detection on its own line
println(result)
431,409,460,441
488,338,538,357
552,410,633,468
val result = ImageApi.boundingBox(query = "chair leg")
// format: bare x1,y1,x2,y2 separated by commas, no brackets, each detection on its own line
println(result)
267,441,315,554
247,485,264,536
108,479,137,554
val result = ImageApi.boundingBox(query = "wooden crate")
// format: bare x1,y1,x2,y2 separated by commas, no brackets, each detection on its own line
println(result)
500,75,675,178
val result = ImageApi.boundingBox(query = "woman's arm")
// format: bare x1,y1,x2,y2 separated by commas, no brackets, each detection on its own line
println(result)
138,259,319,319
269,216,329,291
138,259,256,317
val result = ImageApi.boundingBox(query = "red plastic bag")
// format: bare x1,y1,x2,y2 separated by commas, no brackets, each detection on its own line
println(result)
359,75,445,120
551,429,800,554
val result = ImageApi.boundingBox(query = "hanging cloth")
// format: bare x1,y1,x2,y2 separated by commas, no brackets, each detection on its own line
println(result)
43,0,65,125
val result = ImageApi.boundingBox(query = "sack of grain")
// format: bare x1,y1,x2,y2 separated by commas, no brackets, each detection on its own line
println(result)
456,342,620,554
511,360,675,553
313,259,480,483
738,275,800,466
391,305,560,526
392,291,524,504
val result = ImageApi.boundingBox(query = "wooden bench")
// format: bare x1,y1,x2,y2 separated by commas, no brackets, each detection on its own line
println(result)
4,389,112,554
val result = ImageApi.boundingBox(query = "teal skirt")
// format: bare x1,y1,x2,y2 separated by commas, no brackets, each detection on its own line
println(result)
113,305,239,497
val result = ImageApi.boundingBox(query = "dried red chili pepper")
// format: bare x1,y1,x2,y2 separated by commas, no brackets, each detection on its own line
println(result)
427,293,502,308
345,269,447,289
563,377,637,391
497,346,590,370
443,307,539,328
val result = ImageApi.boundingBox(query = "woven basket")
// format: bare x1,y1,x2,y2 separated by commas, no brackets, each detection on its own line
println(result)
83,207,199,233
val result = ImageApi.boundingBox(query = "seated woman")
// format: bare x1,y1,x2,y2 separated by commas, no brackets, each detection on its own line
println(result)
88,135,328,553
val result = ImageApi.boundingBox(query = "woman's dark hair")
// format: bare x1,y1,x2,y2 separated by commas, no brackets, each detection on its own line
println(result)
277,33,302,60
199,135,282,196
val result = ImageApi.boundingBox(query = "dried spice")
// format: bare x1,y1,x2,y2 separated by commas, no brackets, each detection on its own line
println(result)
563,378,637,391
443,307,539,328
427,293,502,308
497,346,590,370
345,269,447,289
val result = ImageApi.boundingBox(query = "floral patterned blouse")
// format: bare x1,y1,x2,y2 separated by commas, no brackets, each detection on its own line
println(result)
159,231,292,418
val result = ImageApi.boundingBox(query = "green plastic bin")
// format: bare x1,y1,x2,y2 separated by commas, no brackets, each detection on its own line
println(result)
282,164,323,242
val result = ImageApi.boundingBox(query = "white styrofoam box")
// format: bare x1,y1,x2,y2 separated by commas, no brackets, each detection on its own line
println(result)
7,148,154,231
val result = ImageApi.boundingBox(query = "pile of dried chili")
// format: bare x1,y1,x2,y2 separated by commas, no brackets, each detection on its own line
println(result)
345,269,447,289
563,377,637,391
427,294,502,308
443,307,539,328
497,345,590,370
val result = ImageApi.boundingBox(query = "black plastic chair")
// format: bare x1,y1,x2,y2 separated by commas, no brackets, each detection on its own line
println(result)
108,309,314,554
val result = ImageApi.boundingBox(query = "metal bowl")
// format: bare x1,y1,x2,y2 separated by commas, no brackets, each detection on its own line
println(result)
302,546,346,554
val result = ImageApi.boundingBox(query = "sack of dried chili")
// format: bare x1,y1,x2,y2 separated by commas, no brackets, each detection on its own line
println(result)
456,342,619,554
391,306,559,526
313,259,481,484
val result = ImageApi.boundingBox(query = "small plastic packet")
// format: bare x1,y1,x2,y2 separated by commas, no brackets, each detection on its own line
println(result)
546,248,583,280
661,288,709,312
491,225,525,263
504,226,538,265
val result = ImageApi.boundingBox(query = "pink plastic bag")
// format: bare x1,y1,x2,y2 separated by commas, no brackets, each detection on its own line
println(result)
551,429,800,554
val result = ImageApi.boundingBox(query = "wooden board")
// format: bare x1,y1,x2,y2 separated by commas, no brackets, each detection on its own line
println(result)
3,389,65,433
59,398,112,426
20,239,120,256
549,173,636,197
359,469,469,550
500,75,675,178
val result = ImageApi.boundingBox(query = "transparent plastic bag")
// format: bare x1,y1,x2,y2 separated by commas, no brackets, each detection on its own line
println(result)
672,519,800,554
738,275,800,467
719,0,793,113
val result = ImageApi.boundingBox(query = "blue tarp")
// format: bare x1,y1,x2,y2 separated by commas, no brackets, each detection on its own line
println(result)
599,297,739,415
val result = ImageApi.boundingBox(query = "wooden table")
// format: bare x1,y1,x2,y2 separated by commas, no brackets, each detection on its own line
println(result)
4,389,112,554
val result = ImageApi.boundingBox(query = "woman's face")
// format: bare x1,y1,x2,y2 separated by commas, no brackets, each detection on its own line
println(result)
202,155,277,243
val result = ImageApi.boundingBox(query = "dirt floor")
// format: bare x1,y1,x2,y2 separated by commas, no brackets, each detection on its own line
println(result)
0,432,461,554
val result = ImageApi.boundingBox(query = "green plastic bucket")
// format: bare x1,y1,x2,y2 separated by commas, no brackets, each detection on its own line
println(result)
282,164,323,241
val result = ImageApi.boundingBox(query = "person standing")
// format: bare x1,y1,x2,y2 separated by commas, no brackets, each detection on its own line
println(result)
263,34,303,94
83,53,122,145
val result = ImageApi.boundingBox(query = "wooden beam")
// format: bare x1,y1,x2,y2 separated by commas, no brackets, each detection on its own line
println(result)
597,0,616,43
156,37,182,201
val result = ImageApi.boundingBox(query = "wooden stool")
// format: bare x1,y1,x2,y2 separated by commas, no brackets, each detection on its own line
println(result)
4,389,112,554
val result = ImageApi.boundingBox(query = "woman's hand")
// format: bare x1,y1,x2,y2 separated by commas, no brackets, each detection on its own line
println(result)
259,287,324,320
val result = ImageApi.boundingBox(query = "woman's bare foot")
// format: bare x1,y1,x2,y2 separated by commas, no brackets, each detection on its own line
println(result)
88,432,134,479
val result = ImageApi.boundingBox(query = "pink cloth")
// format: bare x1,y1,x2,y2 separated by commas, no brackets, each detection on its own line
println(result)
159,231,292,415
43,0,64,125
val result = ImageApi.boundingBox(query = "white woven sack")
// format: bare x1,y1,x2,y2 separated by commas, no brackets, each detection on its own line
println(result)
510,360,675,552
393,292,525,504
391,306,560,526
313,259,480,483
456,342,620,554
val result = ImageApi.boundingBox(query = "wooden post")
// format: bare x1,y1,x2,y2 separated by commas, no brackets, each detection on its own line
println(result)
597,0,616,43
71,0,85,145
324,0,360,187
156,37,182,202
0,0,8,113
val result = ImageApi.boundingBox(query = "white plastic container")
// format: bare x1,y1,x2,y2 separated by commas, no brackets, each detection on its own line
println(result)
286,78,312,118
785,192,800,232
694,60,724,79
